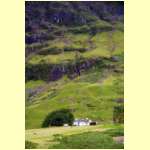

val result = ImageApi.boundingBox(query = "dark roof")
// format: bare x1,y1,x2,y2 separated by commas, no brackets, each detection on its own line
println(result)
115,98,124,103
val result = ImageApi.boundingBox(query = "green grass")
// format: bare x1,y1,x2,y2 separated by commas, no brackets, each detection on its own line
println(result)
26,23,124,131
27,30,123,65
89,19,112,29
26,80,46,89
26,125,105,148
50,131,123,149
25,124,123,149
83,48,110,58
91,30,123,55
102,126,124,137
26,68,123,129
28,52,76,65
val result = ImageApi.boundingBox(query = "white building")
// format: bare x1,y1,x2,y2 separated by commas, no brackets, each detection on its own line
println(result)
63,123,69,127
73,118,92,126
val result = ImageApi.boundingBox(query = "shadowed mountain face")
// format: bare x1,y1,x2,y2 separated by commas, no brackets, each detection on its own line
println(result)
26,1,124,44
26,1,124,25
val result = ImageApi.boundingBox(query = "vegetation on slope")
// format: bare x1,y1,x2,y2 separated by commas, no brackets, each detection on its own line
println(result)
26,67,123,129
25,1,124,130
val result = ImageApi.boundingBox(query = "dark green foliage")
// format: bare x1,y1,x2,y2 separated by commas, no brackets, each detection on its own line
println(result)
69,25,90,34
64,47,87,52
89,121,96,125
86,103,95,108
26,63,53,81
113,105,124,123
38,47,63,55
49,131,124,149
42,109,74,127
25,141,37,149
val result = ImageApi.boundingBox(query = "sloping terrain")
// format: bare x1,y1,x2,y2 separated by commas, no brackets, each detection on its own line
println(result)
25,1,124,129
26,124,124,149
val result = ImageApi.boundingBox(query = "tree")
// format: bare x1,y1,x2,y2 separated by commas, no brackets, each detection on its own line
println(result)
113,104,124,123
42,109,74,127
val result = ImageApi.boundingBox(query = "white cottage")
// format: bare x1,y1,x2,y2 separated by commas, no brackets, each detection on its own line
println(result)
73,118,92,126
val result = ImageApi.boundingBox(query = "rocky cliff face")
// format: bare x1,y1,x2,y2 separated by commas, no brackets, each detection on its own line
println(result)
25,1,124,82
25,1,124,44
26,1,123,27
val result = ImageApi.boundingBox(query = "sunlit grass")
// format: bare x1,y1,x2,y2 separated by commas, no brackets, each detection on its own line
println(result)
26,73,123,129
25,124,123,149
27,30,123,65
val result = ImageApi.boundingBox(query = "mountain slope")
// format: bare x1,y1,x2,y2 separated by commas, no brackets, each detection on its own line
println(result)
25,1,124,129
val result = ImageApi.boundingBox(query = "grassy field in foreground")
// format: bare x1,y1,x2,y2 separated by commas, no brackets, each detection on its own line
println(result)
25,124,123,149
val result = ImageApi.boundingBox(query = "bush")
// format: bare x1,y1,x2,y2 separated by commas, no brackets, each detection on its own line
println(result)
113,105,124,123
69,25,90,34
38,47,62,55
42,109,74,127
64,47,87,53
25,140,37,149
90,121,96,125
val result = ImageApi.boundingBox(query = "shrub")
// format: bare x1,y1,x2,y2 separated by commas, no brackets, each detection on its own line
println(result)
113,105,124,123
90,121,96,125
64,47,87,52
42,109,74,127
69,25,90,34
25,140,37,149
38,47,62,55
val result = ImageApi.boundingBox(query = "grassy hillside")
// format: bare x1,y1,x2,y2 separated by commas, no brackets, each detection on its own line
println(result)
25,1,124,130
26,32,124,129
26,30,123,65
26,64,123,129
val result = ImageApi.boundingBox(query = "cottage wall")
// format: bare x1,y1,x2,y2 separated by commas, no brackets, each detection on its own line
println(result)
73,119,91,126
